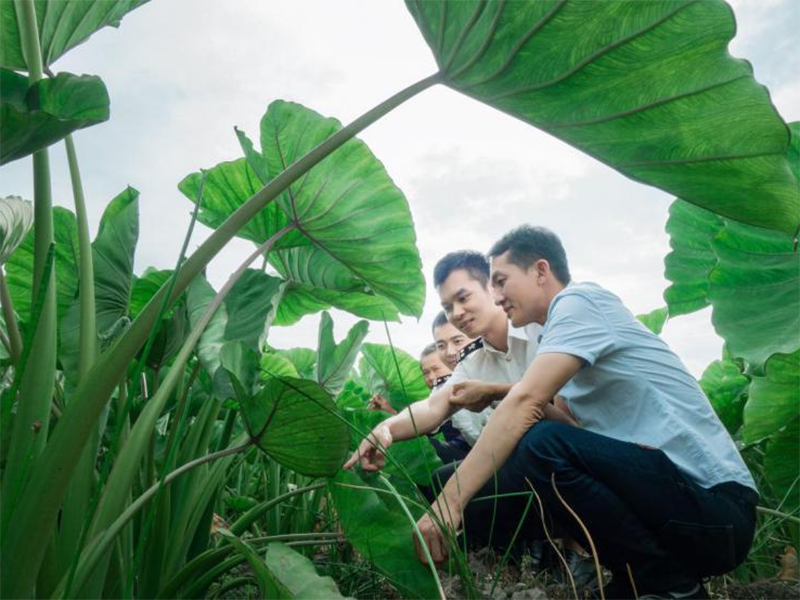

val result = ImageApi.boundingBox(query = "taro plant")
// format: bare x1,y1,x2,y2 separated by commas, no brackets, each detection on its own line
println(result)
1,1,798,598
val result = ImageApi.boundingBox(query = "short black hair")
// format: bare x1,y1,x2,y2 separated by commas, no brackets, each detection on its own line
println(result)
431,310,449,335
420,343,438,361
433,251,490,288
488,226,571,285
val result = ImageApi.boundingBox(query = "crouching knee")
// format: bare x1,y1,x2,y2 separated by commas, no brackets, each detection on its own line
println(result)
505,420,574,477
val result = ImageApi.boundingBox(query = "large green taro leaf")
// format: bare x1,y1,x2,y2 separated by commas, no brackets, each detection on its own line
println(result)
314,312,369,397
0,69,109,165
178,158,307,249
708,225,798,367
0,196,33,264
271,245,401,325
763,418,799,513
240,376,349,477
5,206,78,322
406,0,799,234
665,203,799,367
699,355,749,435
90,187,139,336
663,201,725,317
0,0,149,70
274,282,401,326
742,351,799,445
180,103,424,318
358,343,430,411
330,469,440,600
60,187,139,382
258,101,425,316
186,270,283,388
664,122,799,367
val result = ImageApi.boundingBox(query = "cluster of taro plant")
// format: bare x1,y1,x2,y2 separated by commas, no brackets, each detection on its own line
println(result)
0,0,798,598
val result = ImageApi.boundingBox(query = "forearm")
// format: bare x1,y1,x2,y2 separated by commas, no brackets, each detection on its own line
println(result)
484,382,513,406
440,388,549,508
383,394,450,442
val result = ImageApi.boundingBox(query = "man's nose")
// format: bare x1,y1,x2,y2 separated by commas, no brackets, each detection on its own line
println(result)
492,290,505,306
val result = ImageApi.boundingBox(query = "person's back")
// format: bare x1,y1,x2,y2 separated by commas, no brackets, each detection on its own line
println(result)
542,281,755,491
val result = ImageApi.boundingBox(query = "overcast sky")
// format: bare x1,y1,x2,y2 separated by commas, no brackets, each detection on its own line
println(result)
1,0,798,376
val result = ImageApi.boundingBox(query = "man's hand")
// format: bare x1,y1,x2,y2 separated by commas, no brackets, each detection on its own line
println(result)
343,424,393,471
413,494,463,565
367,394,397,415
449,381,501,413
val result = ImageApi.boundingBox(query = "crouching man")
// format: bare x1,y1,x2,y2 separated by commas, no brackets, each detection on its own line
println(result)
415,226,757,599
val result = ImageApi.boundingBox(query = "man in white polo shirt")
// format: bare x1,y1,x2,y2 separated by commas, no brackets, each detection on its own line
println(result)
344,250,574,547
415,226,757,600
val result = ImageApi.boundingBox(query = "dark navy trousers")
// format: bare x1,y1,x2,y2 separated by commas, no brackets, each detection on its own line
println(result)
429,421,756,592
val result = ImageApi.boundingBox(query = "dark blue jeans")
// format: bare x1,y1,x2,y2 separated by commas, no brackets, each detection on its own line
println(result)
431,421,757,592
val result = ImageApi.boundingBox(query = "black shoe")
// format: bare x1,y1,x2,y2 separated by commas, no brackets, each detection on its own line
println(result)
564,549,599,589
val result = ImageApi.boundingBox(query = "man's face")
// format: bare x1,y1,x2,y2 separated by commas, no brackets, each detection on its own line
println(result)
437,269,495,341
490,251,549,326
433,321,473,370
420,352,452,389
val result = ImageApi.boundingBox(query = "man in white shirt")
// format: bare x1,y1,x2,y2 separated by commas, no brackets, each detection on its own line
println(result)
414,226,757,600
344,250,572,547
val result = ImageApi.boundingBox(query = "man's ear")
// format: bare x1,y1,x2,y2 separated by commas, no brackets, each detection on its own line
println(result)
534,259,550,280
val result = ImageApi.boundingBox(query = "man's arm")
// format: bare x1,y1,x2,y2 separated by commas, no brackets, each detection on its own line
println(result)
449,381,512,412
450,382,578,427
413,352,583,563
343,383,454,470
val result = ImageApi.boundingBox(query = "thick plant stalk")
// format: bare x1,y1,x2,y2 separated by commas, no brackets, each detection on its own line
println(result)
55,133,101,586
0,72,440,600
65,134,97,378
0,0,58,541
0,268,22,363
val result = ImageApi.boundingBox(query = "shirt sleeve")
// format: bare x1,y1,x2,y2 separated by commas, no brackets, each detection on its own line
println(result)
445,360,470,387
537,292,615,366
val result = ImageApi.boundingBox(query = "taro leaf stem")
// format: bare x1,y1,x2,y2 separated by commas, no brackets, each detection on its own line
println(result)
65,134,97,380
54,133,100,595
1,73,441,600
